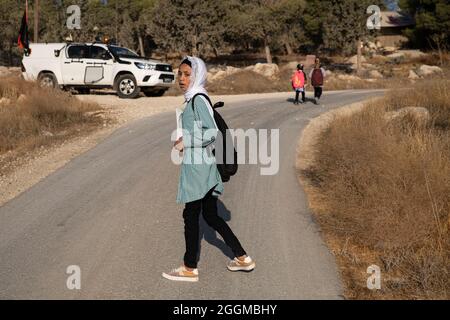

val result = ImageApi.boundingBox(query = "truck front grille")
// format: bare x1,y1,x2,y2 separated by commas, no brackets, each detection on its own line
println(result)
155,64,172,72
159,74,175,81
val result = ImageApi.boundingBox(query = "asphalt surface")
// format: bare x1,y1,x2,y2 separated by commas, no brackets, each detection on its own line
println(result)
0,90,384,299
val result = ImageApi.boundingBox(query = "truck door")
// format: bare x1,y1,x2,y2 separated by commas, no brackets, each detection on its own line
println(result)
62,44,89,85
83,45,114,86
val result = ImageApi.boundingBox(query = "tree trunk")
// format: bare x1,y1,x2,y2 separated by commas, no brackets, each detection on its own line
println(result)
8,45,13,66
356,38,362,76
191,34,198,56
213,47,219,58
115,0,119,43
264,36,272,64
436,40,443,67
34,0,39,43
284,41,293,55
283,34,293,55
138,33,145,57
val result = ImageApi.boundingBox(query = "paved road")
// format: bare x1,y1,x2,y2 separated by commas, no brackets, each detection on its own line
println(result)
0,90,383,299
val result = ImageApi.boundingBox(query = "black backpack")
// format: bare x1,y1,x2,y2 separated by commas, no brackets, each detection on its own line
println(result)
191,93,238,182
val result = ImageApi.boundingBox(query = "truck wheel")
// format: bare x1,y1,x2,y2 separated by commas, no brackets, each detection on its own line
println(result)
143,89,167,97
38,73,58,89
116,74,140,99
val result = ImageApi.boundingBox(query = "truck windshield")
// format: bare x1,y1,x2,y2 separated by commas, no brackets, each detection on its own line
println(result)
109,46,139,58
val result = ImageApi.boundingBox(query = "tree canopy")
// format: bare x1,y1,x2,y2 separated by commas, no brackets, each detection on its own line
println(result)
0,0,445,66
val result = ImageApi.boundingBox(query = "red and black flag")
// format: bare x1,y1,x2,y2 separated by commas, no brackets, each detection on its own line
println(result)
18,0,30,54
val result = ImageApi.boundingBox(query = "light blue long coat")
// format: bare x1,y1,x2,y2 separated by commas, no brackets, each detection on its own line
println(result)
176,96,224,204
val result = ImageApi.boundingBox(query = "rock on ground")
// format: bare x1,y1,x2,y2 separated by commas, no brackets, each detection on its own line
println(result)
337,74,361,81
346,55,367,65
368,70,383,79
249,63,280,80
408,70,420,80
417,65,443,77
397,50,427,59
386,52,405,60
384,107,430,124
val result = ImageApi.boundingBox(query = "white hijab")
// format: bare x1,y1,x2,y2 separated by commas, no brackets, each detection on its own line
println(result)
175,56,216,140
182,56,208,102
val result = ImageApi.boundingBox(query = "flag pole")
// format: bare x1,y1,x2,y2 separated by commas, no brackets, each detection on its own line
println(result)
33,0,38,43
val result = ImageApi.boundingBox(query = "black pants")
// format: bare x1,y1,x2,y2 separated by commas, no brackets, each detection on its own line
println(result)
183,188,246,268
295,90,305,103
314,87,323,99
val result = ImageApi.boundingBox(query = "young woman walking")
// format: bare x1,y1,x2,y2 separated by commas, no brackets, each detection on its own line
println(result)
309,58,326,105
162,56,255,282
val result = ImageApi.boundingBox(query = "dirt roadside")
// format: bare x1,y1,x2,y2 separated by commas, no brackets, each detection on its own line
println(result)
295,98,383,299
296,100,375,173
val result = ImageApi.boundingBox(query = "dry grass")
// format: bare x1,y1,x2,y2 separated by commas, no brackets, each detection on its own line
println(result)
324,77,393,91
0,76,104,174
206,69,291,95
302,80,450,299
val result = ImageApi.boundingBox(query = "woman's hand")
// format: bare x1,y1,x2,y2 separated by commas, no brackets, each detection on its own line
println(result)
174,137,184,151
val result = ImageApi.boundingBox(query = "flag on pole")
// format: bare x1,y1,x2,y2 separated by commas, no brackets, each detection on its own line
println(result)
18,0,30,54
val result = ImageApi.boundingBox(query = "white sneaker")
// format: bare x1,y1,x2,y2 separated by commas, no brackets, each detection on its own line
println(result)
162,266,199,282
227,256,256,272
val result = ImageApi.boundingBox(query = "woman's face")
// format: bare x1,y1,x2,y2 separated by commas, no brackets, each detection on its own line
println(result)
178,63,192,92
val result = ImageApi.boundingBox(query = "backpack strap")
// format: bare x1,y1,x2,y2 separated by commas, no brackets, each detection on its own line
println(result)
191,93,213,123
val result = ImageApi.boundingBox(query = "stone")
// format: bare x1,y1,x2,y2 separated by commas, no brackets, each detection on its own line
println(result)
17,94,27,104
417,65,443,77
363,63,376,69
208,67,220,74
386,52,405,60
337,74,361,81
384,107,430,125
383,46,397,54
209,70,227,81
346,55,367,65
41,130,54,137
397,50,427,59
366,41,378,51
225,66,240,75
0,97,11,105
408,70,420,80
368,70,383,79
0,66,11,78
252,63,280,79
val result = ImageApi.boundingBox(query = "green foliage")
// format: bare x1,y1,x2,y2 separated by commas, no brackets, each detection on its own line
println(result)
322,0,378,55
400,0,450,50
1,0,447,66
148,0,228,56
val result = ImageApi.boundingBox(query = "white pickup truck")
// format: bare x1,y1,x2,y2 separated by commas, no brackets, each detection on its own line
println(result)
21,42,175,98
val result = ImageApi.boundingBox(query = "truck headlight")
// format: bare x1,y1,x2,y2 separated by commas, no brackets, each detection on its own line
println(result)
135,62,156,70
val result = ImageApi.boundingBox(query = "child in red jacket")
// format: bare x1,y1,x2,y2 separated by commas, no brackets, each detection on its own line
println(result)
291,64,307,105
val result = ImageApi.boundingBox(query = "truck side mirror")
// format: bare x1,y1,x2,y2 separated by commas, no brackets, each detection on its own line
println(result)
54,50,60,57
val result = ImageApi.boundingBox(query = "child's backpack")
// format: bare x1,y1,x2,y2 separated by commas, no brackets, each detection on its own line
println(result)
291,71,305,89
191,93,238,182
